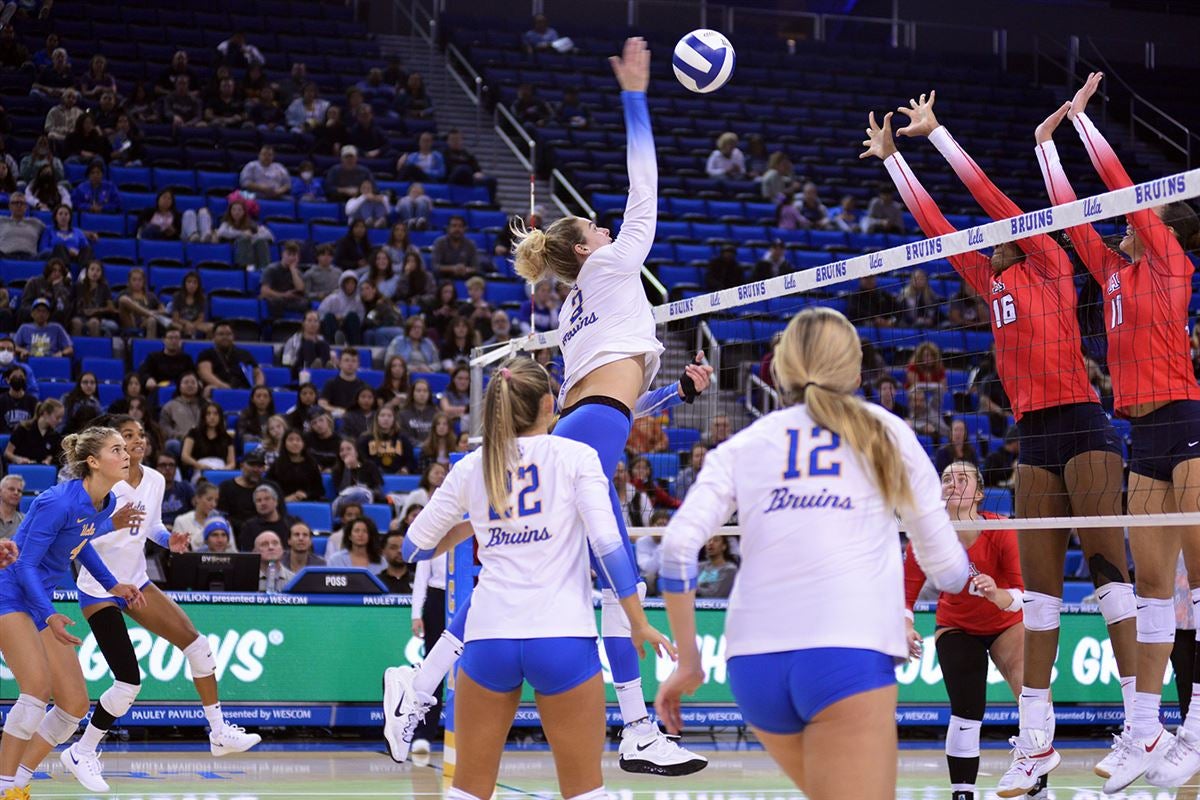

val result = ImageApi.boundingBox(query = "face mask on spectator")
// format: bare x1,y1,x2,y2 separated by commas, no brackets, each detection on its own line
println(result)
9,377,24,392
301,170,313,181
0,351,13,365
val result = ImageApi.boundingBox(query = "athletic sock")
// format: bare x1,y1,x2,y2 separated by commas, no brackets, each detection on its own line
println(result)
413,631,463,695
76,721,108,756
1131,691,1163,741
1185,684,1200,738
0,775,12,789
1119,675,1136,732
1018,686,1050,736
203,703,225,732
14,765,32,788
614,678,649,727
950,784,975,800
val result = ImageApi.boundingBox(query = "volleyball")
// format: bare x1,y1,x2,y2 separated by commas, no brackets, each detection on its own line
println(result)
672,29,736,94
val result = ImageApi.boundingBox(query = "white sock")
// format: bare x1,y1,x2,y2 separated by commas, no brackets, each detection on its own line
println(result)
0,776,12,789
1131,691,1163,741
1186,685,1200,737
413,631,463,695
614,679,649,726
14,765,32,788
203,703,225,732
1018,686,1050,733
75,721,107,756
950,784,975,794
1119,675,1136,731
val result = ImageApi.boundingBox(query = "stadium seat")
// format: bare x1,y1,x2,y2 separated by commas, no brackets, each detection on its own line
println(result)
640,452,680,482
27,356,71,382
210,296,263,321
72,337,114,361
139,239,186,265
290,502,334,532
9,464,57,493
82,358,126,384
981,488,1014,516
383,474,420,494
362,503,393,532
93,238,138,263
665,428,702,452
413,372,450,395
211,389,251,412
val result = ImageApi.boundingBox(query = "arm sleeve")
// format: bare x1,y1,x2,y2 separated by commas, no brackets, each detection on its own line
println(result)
575,449,638,598
634,383,683,419
902,540,928,611
1073,112,1185,269
894,423,969,593
605,91,657,270
402,456,471,560
884,152,992,295
659,444,737,593
9,497,64,623
75,543,119,590
1035,139,1123,285
411,559,429,621
146,481,170,549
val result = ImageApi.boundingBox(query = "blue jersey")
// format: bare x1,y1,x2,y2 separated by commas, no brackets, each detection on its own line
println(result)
0,479,119,625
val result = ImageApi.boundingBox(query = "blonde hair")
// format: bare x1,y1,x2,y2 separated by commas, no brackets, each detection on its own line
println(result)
772,307,913,510
510,217,586,286
482,357,551,517
942,460,984,495
61,426,121,479
716,131,739,150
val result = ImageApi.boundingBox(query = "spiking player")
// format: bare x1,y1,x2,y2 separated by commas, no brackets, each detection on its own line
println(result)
862,100,1135,796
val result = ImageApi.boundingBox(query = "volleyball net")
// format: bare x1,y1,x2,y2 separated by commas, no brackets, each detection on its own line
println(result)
468,164,1200,539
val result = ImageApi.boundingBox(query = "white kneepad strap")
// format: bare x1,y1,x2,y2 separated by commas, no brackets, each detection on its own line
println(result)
36,705,81,746
100,681,141,718
600,582,648,639
1136,597,1176,645
945,715,981,758
1021,591,1063,632
2,694,45,740
183,635,216,679
1097,582,1136,625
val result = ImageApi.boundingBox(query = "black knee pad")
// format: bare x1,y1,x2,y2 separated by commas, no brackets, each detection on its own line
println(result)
87,605,141,685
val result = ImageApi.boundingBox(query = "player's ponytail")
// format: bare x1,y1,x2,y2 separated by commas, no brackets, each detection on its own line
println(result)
511,217,586,286
773,307,914,510
61,425,121,479
481,357,552,517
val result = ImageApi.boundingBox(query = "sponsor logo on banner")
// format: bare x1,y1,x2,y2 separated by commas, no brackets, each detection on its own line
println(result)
1010,208,1054,236
1135,175,1185,204
814,261,847,285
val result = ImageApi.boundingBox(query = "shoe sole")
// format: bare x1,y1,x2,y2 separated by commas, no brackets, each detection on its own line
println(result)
59,749,109,793
211,734,263,757
618,755,708,776
995,751,1061,798
382,669,410,764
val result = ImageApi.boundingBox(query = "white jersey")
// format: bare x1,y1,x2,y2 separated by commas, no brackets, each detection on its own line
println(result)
558,91,663,404
405,435,623,641
77,466,170,598
661,403,969,661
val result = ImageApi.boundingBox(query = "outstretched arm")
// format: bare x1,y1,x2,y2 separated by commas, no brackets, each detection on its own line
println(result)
606,37,658,270
402,457,471,561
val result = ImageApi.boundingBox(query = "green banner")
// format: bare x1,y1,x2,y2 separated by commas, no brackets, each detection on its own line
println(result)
0,600,1157,704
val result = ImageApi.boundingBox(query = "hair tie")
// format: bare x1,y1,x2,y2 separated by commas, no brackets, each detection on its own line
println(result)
499,367,512,380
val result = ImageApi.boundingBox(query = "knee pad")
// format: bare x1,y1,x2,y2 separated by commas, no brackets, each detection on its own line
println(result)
1021,591,1063,632
945,715,981,758
1136,597,1176,645
35,705,81,746
2,694,45,740
1097,582,1136,625
183,635,216,679
98,681,141,719
600,582,647,639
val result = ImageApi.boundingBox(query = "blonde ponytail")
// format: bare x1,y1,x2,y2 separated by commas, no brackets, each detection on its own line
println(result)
481,357,551,517
773,307,914,510
510,216,587,286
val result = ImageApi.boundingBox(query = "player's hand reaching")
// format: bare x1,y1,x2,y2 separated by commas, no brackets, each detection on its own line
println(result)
47,613,82,646
631,620,676,661
895,91,940,139
610,37,650,94
904,618,923,662
111,503,145,531
1036,101,1072,145
655,664,704,735
859,111,898,161
1068,71,1103,120
679,352,713,403
169,532,191,553
0,539,17,568
112,582,147,610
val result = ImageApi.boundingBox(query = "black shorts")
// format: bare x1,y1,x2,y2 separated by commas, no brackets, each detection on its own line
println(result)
1129,400,1200,482
1017,402,1122,477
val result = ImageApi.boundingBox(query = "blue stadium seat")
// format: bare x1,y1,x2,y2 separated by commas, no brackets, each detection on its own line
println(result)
148,266,191,292
72,337,113,361
80,213,127,236
110,165,152,189
707,319,754,342
271,389,297,409
413,372,450,395
210,297,262,321
139,239,186,265
152,168,198,192
640,452,679,481
196,171,238,195
297,202,342,224
93,238,138,263
27,356,71,382
262,367,291,388
200,269,246,293
203,470,240,486
362,503,393,532
311,536,328,556
258,198,297,220
383,474,421,494
83,358,125,383
212,389,251,412
981,488,1013,516
958,415,992,441
322,473,334,499
665,428,702,452
132,339,164,365
485,281,526,304
9,464,56,492
186,242,233,266
241,343,275,365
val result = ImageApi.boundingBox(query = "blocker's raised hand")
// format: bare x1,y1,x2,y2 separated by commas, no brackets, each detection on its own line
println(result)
860,111,898,161
895,90,940,139
610,36,650,93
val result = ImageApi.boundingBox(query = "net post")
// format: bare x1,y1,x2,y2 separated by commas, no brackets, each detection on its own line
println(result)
442,451,474,779
468,346,486,441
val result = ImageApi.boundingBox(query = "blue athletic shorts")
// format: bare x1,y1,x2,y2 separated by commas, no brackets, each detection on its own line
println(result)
1129,400,1200,482
1017,402,1122,477
0,573,54,630
727,647,896,734
460,637,601,695
79,580,153,612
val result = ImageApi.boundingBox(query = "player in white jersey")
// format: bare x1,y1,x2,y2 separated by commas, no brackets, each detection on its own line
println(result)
402,357,673,800
655,307,969,800
60,415,260,793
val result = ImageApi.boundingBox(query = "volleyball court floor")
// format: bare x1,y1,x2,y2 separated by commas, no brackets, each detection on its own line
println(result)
15,740,1196,799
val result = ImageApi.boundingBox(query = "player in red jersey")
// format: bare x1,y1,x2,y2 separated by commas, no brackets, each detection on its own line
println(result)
862,104,1135,796
905,461,1034,800
1035,72,1200,792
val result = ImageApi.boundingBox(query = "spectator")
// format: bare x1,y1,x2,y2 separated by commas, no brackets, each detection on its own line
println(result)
216,451,267,531
377,532,413,592
752,238,790,281
796,182,831,229
0,194,42,258
443,129,493,195
18,257,70,325
108,113,144,165
159,372,204,449
396,132,444,183
285,383,320,431
181,400,236,476
332,437,383,499
215,199,273,269
437,368,470,421
170,271,213,339
60,371,101,432
286,82,329,133
259,241,308,315
281,309,334,377
325,145,373,201
983,426,1019,488
425,281,463,339
675,443,706,499
24,164,69,211
197,322,265,391
248,85,285,130
845,275,896,327
15,297,71,357
395,183,432,229
705,132,745,179
279,62,309,106
140,329,196,394
0,338,35,397
155,50,199,96
828,195,861,233
555,86,591,129
0,160,15,202
934,418,979,475
267,429,324,502
284,520,325,571
385,316,438,372
967,349,1010,437
138,189,207,241
334,219,372,270
896,268,942,328
319,347,369,413
326,517,385,570
431,215,478,279
290,160,323,202
124,83,156,124
4,398,63,465
358,248,401,300
627,414,668,454
70,258,118,336
396,251,434,307
744,134,769,178
376,356,411,412
418,412,457,470
612,460,650,528
18,135,63,183
357,67,396,104
484,309,514,346
196,516,235,554
175,481,224,547
347,105,388,159
62,113,109,164
317,270,365,346
522,14,560,51
107,371,149,415
236,386,275,444
875,375,909,420
703,414,731,449
0,474,24,539
345,179,391,227
629,455,679,510
906,341,948,421
516,279,560,334
696,535,738,598
75,53,114,99
908,387,949,440
303,243,340,300
342,386,377,441
253,530,295,591
159,74,204,128
39,205,92,266
251,414,288,468
0,26,29,71
439,315,478,372
240,483,292,552
397,73,433,119
44,87,83,145
91,90,121,133
948,284,989,330
398,379,437,443
239,145,290,199
117,266,168,338
510,83,552,128
216,31,264,69
0,365,35,432
705,244,743,292
775,189,804,231
864,184,905,234
314,106,348,156
304,409,340,470
31,46,74,100
71,159,120,213
358,404,416,474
